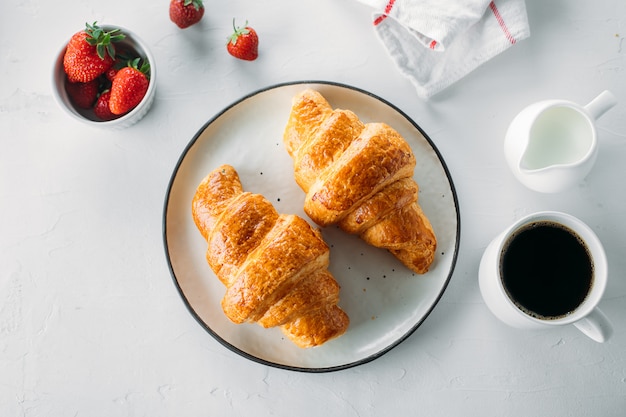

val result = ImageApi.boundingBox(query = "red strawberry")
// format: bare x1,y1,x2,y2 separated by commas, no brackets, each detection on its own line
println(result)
104,67,118,82
226,19,259,61
63,22,125,83
109,59,150,115
65,78,99,109
93,90,118,121
169,0,204,29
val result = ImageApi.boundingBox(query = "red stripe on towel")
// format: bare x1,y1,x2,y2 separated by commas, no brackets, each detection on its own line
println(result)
383,0,396,14
373,14,387,25
489,1,516,44
374,0,396,26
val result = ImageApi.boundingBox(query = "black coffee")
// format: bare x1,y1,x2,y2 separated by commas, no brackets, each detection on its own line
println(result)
500,221,593,320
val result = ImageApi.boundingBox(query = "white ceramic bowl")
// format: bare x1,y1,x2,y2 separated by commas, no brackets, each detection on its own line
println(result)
52,25,156,129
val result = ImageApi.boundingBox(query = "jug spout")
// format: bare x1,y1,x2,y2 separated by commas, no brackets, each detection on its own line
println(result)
519,158,567,174
519,105,594,171
516,158,590,193
519,158,549,173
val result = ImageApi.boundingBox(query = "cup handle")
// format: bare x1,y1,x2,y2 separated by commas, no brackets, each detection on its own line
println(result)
572,307,613,343
584,90,617,120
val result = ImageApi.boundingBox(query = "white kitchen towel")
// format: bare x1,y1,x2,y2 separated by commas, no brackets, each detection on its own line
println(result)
357,0,530,99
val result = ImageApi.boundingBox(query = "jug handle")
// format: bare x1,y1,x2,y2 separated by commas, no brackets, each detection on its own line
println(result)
584,90,617,120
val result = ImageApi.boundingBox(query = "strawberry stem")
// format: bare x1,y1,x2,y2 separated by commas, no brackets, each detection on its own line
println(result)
228,19,250,45
127,57,151,79
184,0,203,10
84,22,126,60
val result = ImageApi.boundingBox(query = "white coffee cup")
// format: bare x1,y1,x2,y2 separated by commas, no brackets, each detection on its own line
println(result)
479,211,612,342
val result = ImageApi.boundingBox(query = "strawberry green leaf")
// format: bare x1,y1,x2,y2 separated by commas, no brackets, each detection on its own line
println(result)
228,19,251,45
184,0,203,10
84,22,126,60
96,44,106,60
106,44,116,59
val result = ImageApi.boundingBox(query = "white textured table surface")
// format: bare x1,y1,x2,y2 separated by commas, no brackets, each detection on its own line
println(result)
2,1,625,415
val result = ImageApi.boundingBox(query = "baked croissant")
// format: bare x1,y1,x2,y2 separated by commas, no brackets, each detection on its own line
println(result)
283,89,437,274
192,164,349,348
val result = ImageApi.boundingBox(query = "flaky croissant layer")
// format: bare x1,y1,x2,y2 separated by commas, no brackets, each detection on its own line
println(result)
283,89,437,274
192,164,349,348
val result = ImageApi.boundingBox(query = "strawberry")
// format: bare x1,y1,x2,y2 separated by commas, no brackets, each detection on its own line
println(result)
104,67,118,82
169,0,204,29
93,90,118,121
63,22,125,83
109,58,150,115
227,19,259,61
65,78,99,109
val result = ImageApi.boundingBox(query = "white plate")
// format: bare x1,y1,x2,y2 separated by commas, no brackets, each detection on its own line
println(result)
163,81,460,372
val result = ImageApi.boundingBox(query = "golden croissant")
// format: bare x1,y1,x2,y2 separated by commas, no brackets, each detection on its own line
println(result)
283,89,437,274
192,164,349,348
